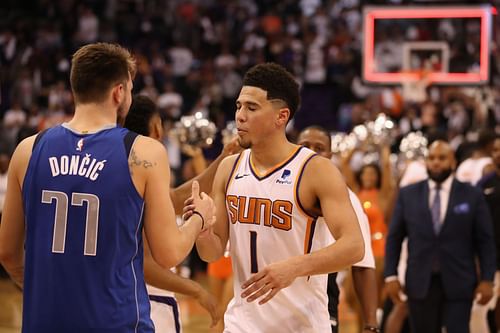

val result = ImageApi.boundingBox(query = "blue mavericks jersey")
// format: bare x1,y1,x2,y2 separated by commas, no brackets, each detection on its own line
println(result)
21,124,154,333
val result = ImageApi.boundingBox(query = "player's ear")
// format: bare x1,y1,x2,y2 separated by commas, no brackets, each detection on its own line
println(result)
111,82,125,106
276,107,290,127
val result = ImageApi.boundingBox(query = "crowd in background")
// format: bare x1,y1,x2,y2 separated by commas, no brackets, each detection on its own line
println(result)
0,0,500,331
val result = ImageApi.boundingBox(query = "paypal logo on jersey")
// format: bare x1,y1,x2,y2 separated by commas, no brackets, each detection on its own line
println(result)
276,169,292,185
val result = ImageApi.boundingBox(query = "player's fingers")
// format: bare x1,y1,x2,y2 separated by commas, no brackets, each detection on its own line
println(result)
241,270,265,289
247,283,273,302
191,180,200,198
258,287,279,305
209,307,220,327
184,196,194,206
241,278,268,299
183,204,195,215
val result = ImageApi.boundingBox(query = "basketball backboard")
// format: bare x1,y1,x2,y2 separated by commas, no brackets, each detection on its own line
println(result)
362,5,493,85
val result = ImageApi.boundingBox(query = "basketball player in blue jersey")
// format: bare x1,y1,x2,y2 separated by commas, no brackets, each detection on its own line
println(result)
0,43,215,333
187,63,364,332
124,95,241,332
297,126,380,333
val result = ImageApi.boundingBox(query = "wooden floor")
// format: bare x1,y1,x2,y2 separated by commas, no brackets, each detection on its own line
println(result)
0,276,359,333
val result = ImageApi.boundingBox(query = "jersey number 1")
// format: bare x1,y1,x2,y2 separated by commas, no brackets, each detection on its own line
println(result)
250,231,258,273
42,190,100,256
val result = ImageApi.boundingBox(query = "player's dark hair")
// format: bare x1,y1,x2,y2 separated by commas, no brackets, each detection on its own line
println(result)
124,95,158,136
299,125,331,148
70,42,136,104
242,63,300,120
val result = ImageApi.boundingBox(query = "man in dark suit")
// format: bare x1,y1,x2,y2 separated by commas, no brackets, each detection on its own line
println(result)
384,140,496,333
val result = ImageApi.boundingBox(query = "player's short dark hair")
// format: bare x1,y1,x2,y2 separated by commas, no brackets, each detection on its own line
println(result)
70,42,136,104
124,95,158,136
242,63,300,120
299,125,332,148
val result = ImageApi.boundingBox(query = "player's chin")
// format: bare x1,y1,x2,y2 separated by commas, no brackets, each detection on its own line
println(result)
238,137,251,149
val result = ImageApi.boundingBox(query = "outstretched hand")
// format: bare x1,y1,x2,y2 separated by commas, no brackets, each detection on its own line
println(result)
190,181,216,232
195,288,220,328
240,261,298,305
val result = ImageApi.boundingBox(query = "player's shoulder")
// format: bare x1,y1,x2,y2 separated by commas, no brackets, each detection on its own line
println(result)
13,134,38,162
18,133,38,151
302,153,339,177
10,134,39,183
131,135,167,158
215,152,244,189
220,152,242,171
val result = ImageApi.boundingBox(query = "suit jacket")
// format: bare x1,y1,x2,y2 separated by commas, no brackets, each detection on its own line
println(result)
384,178,496,300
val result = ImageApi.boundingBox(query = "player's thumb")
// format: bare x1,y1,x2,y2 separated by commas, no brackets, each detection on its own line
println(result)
192,180,200,198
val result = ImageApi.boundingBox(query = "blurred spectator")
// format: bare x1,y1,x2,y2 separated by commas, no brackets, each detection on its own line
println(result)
456,128,496,185
157,82,183,119
340,144,396,310
385,140,496,333
2,101,26,153
75,5,99,44
478,135,500,333
169,42,194,78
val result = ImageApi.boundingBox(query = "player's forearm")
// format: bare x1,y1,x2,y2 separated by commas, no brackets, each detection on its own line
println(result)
144,257,202,297
195,232,225,262
151,214,203,268
290,237,364,277
352,267,378,326
175,214,204,259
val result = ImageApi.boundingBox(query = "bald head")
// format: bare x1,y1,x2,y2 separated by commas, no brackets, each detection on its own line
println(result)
426,140,456,183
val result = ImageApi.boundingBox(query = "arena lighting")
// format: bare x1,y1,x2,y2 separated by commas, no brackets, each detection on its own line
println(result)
363,6,492,84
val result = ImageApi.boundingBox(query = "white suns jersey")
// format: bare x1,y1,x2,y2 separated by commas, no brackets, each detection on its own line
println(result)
224,147,330,333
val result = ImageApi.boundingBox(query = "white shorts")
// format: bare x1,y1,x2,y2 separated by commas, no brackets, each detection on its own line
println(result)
149,295,182,333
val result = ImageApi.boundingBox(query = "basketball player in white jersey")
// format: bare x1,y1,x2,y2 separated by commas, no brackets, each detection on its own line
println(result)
297,126,379,333
124,95,242,332
189,63,364,332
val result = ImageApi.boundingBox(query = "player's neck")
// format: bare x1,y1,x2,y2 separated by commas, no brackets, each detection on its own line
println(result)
250,136,297,171
68,103,118,133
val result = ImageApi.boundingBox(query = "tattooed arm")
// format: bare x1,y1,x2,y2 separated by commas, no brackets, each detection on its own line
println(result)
128,148,156,176
128,136,216,269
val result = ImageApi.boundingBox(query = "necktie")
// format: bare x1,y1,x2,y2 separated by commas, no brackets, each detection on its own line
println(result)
431,184,441,234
